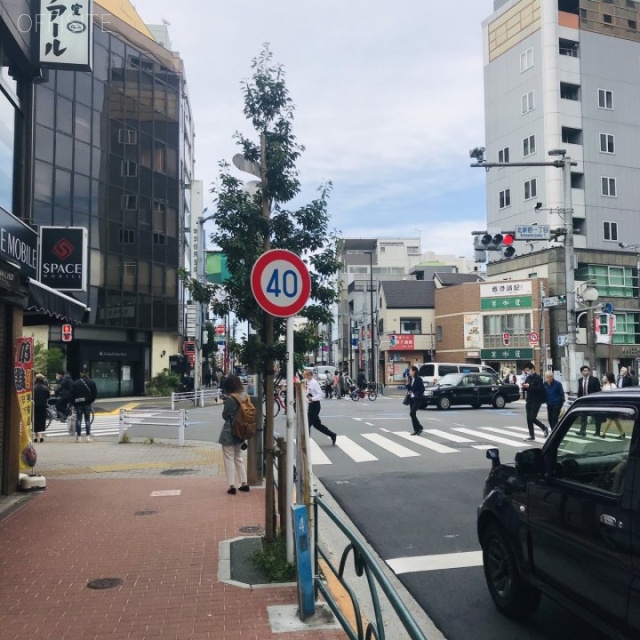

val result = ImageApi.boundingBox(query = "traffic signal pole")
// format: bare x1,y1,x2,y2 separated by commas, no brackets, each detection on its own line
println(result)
471,149,578,394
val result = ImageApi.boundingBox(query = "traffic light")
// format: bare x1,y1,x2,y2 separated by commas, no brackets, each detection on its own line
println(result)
502,332,510,346
474,232,516,258
61,324,73,342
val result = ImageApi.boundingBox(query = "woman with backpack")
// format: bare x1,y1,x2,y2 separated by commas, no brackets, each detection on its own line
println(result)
218,374,251,495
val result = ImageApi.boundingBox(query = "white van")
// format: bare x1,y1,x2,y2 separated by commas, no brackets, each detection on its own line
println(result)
417,362,496,386
313,366,337,385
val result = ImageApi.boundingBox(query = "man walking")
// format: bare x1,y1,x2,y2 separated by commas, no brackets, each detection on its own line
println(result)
522,363,548,441
543,371,565,430
303,370,337,445
617,366,633,388
576,365,602,436
72,368,98,442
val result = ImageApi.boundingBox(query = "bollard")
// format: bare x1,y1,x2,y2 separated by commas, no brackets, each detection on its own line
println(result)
178,410,186,446
119,408,125,441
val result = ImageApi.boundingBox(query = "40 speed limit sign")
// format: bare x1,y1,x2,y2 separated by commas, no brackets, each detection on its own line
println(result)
250,249,311,317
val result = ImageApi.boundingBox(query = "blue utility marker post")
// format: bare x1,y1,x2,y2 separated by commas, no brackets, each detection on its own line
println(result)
292,505,314,620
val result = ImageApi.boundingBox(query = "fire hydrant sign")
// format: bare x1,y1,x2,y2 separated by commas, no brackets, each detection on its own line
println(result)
251,250,311,317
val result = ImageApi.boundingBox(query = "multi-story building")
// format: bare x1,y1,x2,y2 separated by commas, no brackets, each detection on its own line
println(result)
24,1,195,397
481,0,640,381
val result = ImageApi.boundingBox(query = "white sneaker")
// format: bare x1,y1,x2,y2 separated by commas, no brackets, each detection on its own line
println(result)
86,436,92,442
75,436,81,442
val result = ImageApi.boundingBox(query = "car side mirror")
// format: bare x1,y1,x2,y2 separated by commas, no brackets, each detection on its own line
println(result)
486,448,501,469
515,448,543,477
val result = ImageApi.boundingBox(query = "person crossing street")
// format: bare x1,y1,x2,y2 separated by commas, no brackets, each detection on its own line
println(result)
303,370,337,445
521,362,548,441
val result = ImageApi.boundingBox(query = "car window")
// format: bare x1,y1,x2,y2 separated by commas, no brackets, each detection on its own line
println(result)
460,366,480,373
419,364,434,377
477,374,495,385
550,407,635,495
439,365,458,377
462,376,475,386
438,373,463,386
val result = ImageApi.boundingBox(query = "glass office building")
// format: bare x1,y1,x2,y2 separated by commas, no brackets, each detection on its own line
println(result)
26,11,193,397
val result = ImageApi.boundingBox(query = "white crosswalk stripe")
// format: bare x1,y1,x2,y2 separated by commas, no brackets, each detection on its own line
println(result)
43,414,121,439
334,435,378,462
452,427,528,447
361,433,420,458
390,430,459,454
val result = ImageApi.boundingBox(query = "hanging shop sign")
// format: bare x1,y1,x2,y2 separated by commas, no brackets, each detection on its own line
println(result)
0,209,38,278
39,226,88,291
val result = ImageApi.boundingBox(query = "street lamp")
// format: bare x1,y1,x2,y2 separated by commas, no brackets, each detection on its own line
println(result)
364,251,376,386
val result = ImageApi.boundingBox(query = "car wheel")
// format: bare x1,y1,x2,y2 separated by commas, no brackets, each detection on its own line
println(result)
438,396,451,410
493,395,506,409
481,523,541,618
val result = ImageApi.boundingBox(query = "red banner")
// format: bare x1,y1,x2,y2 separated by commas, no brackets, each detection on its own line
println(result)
389,334,415,350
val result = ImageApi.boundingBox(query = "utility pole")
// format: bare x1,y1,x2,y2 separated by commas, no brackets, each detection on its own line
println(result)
471,147,578,394
366,251,376,385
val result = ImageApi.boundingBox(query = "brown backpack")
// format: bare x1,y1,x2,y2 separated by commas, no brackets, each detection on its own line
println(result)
230,393,257,441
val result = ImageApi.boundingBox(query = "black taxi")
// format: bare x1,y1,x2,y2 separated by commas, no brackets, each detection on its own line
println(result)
477,388,640,639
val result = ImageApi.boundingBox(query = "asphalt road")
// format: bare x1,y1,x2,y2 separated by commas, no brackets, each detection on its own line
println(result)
311,393,606,640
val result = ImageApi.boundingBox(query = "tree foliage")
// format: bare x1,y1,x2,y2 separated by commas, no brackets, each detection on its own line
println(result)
207,45,341,371
33,341,64,380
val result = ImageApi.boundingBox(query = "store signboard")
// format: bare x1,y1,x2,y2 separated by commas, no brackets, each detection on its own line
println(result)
480,296,533,310
480,281,532,298
39,226,87,291
480,348,534,360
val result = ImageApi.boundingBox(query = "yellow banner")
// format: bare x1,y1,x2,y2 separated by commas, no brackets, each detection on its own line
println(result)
15,337,36,472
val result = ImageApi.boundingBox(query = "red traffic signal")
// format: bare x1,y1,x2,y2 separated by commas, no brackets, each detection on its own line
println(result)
61,324,73,342
503,234,514,246
502,332,510,346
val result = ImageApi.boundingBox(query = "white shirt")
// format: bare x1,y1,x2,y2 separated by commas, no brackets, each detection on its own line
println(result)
305,377,324,402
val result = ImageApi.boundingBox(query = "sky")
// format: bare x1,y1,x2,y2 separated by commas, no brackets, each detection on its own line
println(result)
133,0,494,258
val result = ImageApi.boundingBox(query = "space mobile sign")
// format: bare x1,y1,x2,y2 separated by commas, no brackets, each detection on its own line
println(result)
39,227,88,291
38,0,94,71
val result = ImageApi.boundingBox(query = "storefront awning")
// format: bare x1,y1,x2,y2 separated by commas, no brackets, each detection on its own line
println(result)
26,278,86,323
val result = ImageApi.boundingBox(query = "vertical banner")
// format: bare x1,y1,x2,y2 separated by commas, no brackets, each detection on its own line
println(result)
15,337,36,472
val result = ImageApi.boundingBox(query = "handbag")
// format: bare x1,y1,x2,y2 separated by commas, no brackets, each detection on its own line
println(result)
402,393,411,406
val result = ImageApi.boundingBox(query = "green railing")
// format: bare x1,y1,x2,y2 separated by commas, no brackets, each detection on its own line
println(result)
313,494,428,640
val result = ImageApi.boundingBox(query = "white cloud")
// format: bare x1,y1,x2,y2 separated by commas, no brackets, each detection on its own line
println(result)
133,0,493,255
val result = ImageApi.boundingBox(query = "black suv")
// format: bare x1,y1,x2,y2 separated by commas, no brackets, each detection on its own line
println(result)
477,389,640,639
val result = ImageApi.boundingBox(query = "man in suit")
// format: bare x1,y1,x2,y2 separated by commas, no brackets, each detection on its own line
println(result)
617,366,633,388
576,365,602,436
521,363,548,441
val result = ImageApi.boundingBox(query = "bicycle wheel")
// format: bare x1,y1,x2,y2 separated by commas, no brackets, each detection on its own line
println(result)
367,390,377,401
273,398,281,417
350,390,360,401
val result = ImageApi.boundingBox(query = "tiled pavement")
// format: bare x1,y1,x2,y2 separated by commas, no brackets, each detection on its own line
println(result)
0,438,346,640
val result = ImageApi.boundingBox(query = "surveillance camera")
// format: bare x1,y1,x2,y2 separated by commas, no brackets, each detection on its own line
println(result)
619,242,625,248
548,148,567,157
469,146,486,162
534,202,543,212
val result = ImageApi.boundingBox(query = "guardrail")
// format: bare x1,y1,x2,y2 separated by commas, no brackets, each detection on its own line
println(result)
313,494,428,640
119,408,188,446
170,388,222,409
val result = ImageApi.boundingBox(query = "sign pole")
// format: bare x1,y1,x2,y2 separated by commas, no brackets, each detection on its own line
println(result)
285,316,295,563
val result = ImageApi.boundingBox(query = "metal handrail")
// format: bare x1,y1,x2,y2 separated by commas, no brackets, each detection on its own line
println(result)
313,494,428,640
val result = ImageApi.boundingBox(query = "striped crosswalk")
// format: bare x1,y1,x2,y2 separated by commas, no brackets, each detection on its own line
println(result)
42,414,122,439
308,422,575,465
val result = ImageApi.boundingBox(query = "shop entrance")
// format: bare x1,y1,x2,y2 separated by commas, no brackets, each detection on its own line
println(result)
92,361,136,398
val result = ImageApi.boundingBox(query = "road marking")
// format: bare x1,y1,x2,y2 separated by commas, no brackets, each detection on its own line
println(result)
453,427,527,447
309,438,332,465
386,551,483,574
424,429,474,443
364,422,375,426
361,433,420,458
392,431,458,453
150,490,181,497
335,435,378,462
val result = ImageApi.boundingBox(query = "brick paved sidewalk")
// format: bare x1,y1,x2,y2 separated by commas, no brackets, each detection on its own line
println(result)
0,440,345,640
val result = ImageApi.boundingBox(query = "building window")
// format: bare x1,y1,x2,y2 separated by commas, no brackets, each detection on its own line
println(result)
121,194,138,210
119,228,135,244
521,90,534,114
604,221,619,241
436,325,443,342
598,89,613,109
407,245,420,254
0,89,17,214
562,127,582,144
524,178,537,200
498,147,510,163
602,177,617,197
559,38,579,57
153,232,166,245
121,161,137,177
482,314,531,349
400,318,421,334
499,189,511,209
560,82,580,101
523,135,535,157
118,128,137,145
600,133,615,154
577,264,635,298
520,48,533,72
630,20,637,30
610,311,640,345
603,14,613,24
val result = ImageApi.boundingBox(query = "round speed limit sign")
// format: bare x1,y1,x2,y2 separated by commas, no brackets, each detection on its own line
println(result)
251,249,311,318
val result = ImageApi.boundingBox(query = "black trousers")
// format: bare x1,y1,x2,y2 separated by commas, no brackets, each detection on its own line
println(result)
409,397,423,432
547,404,562,430
308,401,336,440
526,400,547,437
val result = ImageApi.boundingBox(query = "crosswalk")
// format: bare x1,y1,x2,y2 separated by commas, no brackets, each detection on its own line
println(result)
42,414,122,439
308,422,574,465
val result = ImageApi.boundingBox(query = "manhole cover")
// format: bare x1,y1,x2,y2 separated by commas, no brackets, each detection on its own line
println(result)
239,525,264,534
87,578,124,590
134,510,157,516
160,468,196,476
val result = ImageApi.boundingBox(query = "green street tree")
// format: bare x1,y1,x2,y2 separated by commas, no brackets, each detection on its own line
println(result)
208,45,341,542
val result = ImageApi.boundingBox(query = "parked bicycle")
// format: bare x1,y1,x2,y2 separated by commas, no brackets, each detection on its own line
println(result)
46,398,94,430
262,388,287,417
350,383,377,402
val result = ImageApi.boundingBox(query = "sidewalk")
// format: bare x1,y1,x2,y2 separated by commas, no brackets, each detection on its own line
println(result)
0,437,345,640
